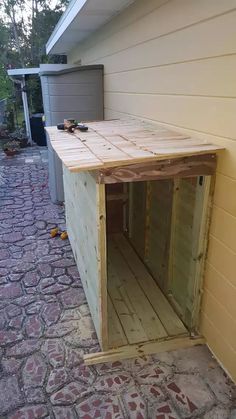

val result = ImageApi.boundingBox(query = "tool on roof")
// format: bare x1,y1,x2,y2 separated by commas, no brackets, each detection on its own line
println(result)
57,119,88,133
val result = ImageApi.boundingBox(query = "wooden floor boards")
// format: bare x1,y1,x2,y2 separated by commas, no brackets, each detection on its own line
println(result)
107,234,187,349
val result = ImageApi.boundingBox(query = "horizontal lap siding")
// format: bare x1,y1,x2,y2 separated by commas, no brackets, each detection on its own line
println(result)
68,0,236,381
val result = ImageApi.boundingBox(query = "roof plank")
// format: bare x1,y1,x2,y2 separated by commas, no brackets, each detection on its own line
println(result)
45,119,224,172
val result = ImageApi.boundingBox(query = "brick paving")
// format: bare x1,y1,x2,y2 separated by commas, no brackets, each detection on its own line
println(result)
0,146,235,419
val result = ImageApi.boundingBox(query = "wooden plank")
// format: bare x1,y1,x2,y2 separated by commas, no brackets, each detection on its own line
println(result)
188,176,214,331
63,168,107,347
84,336,205,365
128,182,147,259
108,295,128,348
145,180,173,291
97,183,108,350
45,120,222,173
108,238,168,343
168,178,197,324
108,259,148,344
113,234,187,337
96,154,217,183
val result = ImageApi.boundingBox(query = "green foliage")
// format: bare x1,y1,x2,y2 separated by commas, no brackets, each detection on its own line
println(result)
0,0,69,119
0,0,69,66
0,65,13,99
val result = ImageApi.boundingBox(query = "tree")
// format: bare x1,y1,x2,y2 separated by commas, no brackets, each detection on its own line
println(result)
0,0,68,113
0,0,69,68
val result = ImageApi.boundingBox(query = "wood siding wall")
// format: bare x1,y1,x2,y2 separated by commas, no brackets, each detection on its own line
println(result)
68,0,236,381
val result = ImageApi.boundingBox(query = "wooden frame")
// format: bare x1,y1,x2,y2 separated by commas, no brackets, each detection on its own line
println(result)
63,162,216,364
63,167,108,349
52,118,222,365
167,176,214,331
94,154,217,184
84,336,205,365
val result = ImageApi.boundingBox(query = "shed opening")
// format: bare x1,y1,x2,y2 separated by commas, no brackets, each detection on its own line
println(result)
105,176,211,350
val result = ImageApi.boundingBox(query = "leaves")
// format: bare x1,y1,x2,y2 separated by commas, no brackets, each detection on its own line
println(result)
0,0,69,68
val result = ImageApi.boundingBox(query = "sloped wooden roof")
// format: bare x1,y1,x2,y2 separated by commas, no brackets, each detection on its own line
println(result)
46,119,223,172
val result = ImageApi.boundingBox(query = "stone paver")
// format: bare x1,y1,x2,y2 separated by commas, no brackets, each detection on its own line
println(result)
0,146,235,418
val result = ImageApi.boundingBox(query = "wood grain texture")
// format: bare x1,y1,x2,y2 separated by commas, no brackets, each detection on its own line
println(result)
45,120,222,173
108,237,168,344
97,154,217,183
84,336,205,365
113,234,187,337
63,167,108,347
67,0,235,379
145,180,173,291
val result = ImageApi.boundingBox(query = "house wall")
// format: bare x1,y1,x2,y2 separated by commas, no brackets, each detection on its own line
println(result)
68,0,236,381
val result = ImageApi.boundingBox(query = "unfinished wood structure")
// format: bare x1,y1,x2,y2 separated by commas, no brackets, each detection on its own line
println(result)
46,119,223,364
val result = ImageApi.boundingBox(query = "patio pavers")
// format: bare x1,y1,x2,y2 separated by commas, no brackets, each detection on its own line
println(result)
0,146,235,419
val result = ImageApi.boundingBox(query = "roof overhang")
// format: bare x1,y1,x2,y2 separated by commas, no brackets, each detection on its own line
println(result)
46,0,136,55
7,68,40,78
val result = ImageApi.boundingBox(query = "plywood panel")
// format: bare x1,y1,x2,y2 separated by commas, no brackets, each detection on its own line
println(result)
145,180,173,290
169,179,197,316
128,182,147,259
63,167,107,347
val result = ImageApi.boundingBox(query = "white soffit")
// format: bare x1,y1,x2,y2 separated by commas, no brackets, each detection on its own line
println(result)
7,68,40,77
46,0,136,55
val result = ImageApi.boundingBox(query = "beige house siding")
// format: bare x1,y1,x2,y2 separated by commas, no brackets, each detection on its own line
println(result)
68,0,236,381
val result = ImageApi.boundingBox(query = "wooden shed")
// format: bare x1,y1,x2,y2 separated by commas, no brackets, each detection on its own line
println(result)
46,119,223,365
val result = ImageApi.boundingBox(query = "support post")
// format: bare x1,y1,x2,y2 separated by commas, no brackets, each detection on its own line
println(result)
21,76,33,145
